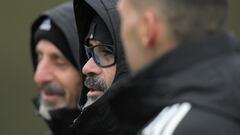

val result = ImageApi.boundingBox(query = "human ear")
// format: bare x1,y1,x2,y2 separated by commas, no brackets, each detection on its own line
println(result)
139,10,157,49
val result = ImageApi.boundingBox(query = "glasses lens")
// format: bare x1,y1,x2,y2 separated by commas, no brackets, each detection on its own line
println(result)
92,45,115,67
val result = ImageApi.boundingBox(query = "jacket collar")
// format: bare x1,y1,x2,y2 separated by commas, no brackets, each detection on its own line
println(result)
133,32,239,80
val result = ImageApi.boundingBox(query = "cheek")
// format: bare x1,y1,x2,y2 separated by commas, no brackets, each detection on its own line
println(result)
123,19,132,36
123,15,139,41
68,75,80,96
121,20,128,44
59,70,81,102
122,19,139,55
104,65,116,87
121,21,132,51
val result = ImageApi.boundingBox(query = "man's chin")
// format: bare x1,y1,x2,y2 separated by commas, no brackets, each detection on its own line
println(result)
83,96,101,108
39,100,67,120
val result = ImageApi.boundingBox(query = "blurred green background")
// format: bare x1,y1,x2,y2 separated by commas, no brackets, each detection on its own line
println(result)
0,0,239,135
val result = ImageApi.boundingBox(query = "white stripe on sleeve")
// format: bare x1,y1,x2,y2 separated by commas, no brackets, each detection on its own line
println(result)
162,103,191,135
141,102,192,135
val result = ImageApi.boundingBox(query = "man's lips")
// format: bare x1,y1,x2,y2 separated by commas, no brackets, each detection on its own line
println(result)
40,88,65,96
41,90,64,104
87,88,104,97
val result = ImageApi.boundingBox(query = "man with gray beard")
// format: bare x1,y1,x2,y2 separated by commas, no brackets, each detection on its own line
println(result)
80,14,118,109
30,2,82,135
72,0,129,134
83,74,109,107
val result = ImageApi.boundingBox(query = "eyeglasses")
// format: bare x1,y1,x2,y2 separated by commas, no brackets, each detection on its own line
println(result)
84,44,116,67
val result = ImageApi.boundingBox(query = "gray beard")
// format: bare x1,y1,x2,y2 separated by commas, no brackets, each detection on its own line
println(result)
83,96,100,109
38,99,67,120
83,75,109,108
84,76,108,92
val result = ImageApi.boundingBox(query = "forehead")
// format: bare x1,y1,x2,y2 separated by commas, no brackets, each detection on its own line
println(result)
36,39,62,55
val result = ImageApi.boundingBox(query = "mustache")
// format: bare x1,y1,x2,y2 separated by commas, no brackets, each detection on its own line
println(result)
84,76,108,92
38,82,65,96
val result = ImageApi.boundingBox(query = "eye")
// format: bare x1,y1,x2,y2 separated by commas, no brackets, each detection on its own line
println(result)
95,45,113,56
36,51,43,63
102,46,113,56
55,58,67,65
51,54,69,67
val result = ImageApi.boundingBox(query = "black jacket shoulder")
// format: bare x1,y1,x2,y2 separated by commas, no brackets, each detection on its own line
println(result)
110,33,240,135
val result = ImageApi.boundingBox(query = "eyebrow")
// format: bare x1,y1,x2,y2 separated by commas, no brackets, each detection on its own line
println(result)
35,47,66,61
89,40,102,46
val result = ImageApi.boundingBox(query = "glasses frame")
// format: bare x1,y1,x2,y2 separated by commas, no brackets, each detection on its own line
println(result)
84,44,116,68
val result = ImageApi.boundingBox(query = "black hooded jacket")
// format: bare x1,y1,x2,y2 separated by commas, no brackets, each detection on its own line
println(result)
30,2,82,135
109,33,240,135
73,0,129,134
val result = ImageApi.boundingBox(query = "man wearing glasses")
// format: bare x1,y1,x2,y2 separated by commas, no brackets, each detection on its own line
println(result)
72,0,129,134
82,15,117,107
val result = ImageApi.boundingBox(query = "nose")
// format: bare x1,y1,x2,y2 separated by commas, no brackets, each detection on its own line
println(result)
82,58,102,76
34,60,54,86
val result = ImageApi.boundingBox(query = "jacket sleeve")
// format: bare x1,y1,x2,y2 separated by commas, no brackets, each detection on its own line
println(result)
140,103,240,135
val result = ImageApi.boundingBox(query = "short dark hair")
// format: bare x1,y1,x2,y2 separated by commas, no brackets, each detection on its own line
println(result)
130,0,229,42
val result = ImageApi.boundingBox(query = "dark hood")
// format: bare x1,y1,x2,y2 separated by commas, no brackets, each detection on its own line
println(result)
74,0,129,106
30,1,80,71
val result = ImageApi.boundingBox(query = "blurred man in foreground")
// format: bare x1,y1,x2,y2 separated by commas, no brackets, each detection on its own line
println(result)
110,0,240,134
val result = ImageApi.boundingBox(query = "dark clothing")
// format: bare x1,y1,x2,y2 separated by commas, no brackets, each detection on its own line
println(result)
74,0,128,83
30,2,81,135
73,0,128,134
109,33,240,135
32,97,80,135
33,19,78,69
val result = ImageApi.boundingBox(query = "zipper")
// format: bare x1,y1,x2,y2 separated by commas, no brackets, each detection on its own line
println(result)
71,105,84,127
